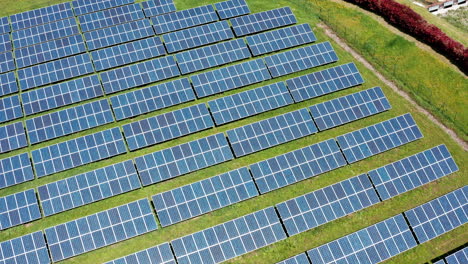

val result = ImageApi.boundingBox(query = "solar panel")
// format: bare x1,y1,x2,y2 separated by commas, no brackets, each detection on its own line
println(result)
369,145,459,201
215,0,250,19
227,108,318,157
84,19,155,51
434,260,446,264
21,75,103,116
152,167,259,227
110,78,195,120
264,42,338,78
0,16,9,34
307,214,417,264
123,103,214,151
15,34,86,68
37,160,141,216
101,55,179,94
12,18,79,49
0,95,23,123
0,231,50,264
0,153,34,189
191,58,271,98
135,133,234,186
230,7,297,37
171,207,287,264
337,113,423,164
142,0,177,18
0,33,12,53
45,199,157,262
18,53,94,91
404,186,467,244
104,242,176,264
445,247,468,264
250,138,347,194
0,122,27,154
175,38,250,74
0,189,41,230
0,72,18,97
25,99,115,144
151,4,218,34
31,127,127,177
91,36,166,71
78,3,145,32
310,87,391,131
276,174,380,236
286,62,365,103
10,2,73,31
0,52,15,74
276,253,311,264
208,82,293,126
73,0,135,16
163,21,234,53
246,24,317,56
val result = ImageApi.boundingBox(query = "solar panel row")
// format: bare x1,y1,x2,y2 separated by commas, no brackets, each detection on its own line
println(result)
0,72,18,97
230,7,296,37
0,52,14,74
0,33,12,53
78,3,145,32
104,242,176,264
276,253,311,264
0,153,34,189
0,189,41,230
0,122,27,154
0,16,10,34
0,95,23,123
215,0,250,19
10,2,73,31
0,231,50,264
142,0,177,18
72,0,135,16
151,4,218,34
444,247,468,264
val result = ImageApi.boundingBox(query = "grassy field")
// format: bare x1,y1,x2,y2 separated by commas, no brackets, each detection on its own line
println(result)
440,5,468,34
0,0,466,264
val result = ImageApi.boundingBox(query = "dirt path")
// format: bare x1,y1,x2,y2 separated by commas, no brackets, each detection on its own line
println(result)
317,22,468,151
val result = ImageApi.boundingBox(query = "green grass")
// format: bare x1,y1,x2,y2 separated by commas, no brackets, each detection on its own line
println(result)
0,0,466,264
440,5,468,34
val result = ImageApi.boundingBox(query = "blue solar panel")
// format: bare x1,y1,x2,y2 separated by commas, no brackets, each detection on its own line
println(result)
0,153,34,189
307,214,417,264
45,199,157,262
153,167,259,227
286,62,365,102
15,34,86,68
208,82,293,126
434,260,446,264
191,58,271,98
0,33,12,53
337,113,424,164
171,207,287,264
73,0,135,16
37,160,141,216
404,186,467,244
0,52,15,74
135,133,234,186
91,36,166,71
142,0,177,18
227,108,318,157
445,247,468,264
246,24,316,56
264,42,338,78
0,189,41,230
0,95,23,124
230,7,297,37
0,231,50,264
163,21,234,53
123,103,214,151
25,99,115,144
276,174,380,236
104,242,176,264
250,138,347,194
276,253,311,264
10,2,73,31
18,53,94,91
31,127,127,177
0,122,27,154
0,72,18,97
175,38,250,74
21,75,103,116
310,87,391,131
110,78,195,120
0,17,9,34
215,0,250,19
84,19,155,51
369,145,459,201
151,4,218,34
78,3,145,32
101,56,179,94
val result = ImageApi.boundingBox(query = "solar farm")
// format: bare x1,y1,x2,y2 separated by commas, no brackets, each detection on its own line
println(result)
0,0,466,263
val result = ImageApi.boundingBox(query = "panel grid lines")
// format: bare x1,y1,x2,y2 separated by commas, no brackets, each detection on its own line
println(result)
276,253,311,264
0,51,15,73
0,122,28,154
445,247,468,264
0,33,12,53
0,94,23,123
0,231,50,264
230,7,296,36
0,16,10,34
0,189,41,230
0,153,34,189
10,2,73,31
72,0,135,16
104,242,176,264
151,5,218,34
78,3,145,32
0,72,19,97
142,0,177,18
215,0,250,19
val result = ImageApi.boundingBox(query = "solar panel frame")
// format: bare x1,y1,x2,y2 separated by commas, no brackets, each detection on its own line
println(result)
78,3,145,32
0,72,18,97
0,16,10,34
0,153,34,189
0,189,41,230
151,4,218,34
0,122,27,154
0,95,23,123
0,231,51,264
72,0,135,16
0,51,15,73
215,0,250,19
104,242,176,264
230,7,297,37
10,2,74,31
0,33,12,53
445,247,468,264
142,0,177,18
276,253,311,264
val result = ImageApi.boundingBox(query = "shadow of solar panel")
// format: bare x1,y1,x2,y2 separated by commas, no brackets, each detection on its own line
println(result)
307,214,417,264
250,138,347,194
0,33,12,53
0,122,27,154
10,2,73,31
45,199,157,262
445,247,468,264
78,3,145,32
276,253,311,264
123,103,214,151
142,0,177,18
310,87,391,131
0,17,9,34
104,242,176,264
264,42,338,78
0,52,14,73
227,108,317,157
192,58,271,98
37,160,141,216
276,174,380,236
0,153,34,189
369,145,459,201
171,207,287,264
110,78,195,120
0,95,22,123
230,7,297,37
0,72,18,97
215,0,250,19
404,186,467,244
337,113,423,164
153,167,259,227
0,189,41,230
31,127,127,177
286,62,365,102
0,231,51,264
151,4,218,34
135,133,234,186
73,0,135,16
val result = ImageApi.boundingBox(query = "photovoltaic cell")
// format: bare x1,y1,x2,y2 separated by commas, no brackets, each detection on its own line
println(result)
230,7,296,37
0,33,12,54
0,153,34,189
445,247,468,264
104,242,176,264
0,189,41,230
10,2,73,31
0,72,18,97
0,17,9,34
250,138,347,194
0,52,15,73
276,253,311,264
337,113,424,164
215,0,250,19
0,95,23,123
78,3,145,32
0,122,27,154
151,5,218,34
142,0,177,18
72,0,135,16
0,231,50,264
